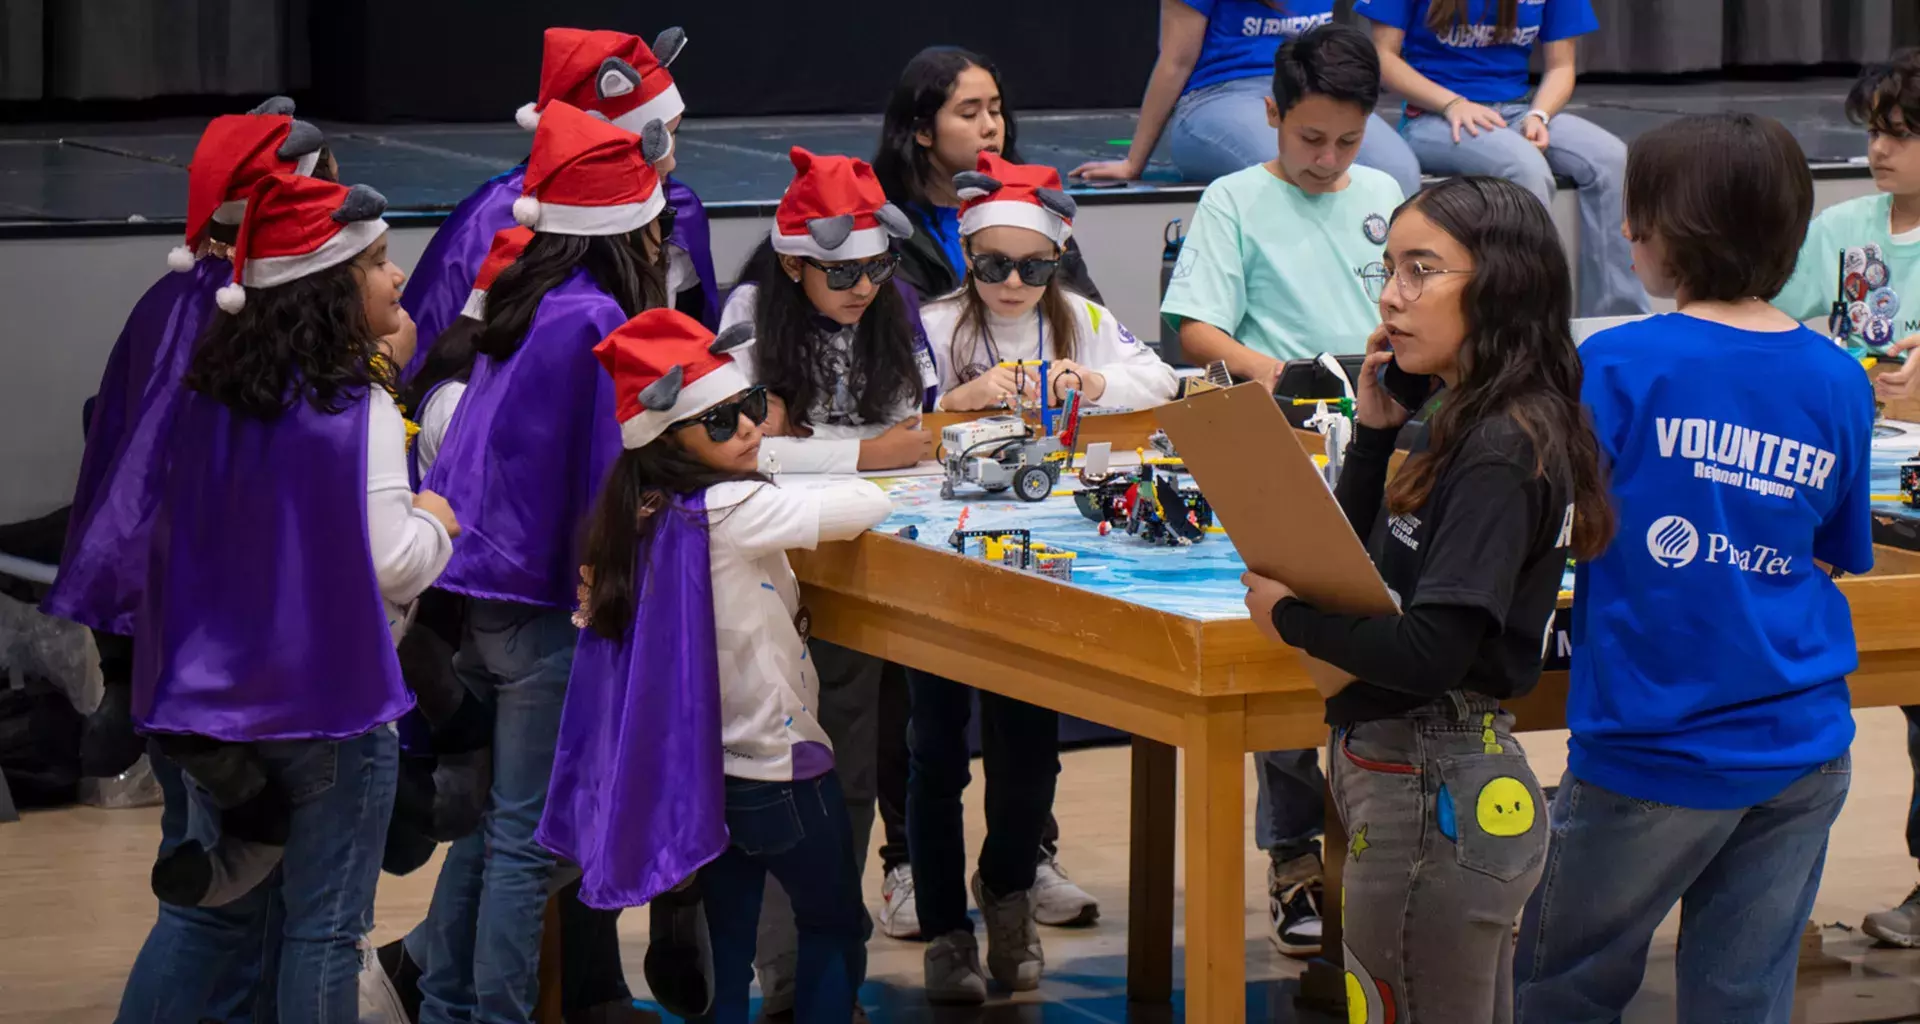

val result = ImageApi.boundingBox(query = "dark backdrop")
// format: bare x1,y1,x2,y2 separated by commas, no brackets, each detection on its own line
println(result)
309,1,1161,122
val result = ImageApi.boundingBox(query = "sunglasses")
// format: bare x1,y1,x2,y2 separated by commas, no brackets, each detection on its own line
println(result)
970,252,1059,287
801,254,898,291
671,386,769,443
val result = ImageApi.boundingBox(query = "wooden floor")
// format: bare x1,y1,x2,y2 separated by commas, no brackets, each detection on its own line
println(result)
6,709,1920,1022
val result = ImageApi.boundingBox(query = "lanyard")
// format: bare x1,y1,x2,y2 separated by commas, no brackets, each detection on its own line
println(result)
979,306,1045,370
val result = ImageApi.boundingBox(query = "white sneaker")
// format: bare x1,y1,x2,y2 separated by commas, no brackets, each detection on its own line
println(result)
1030,856,1100,927
972,871,1044,991
879,863,921,939
923,930,988,1005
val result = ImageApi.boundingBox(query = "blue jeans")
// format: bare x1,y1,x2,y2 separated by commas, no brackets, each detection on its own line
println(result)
697,772,868,1024
905,670,1060,937
418,600,575,1024
1169,76,1425,199
1514,757,1851,1023
1254,749,1325,866
1903,706,1920,859
116,745,275,1024
1400,103,1649,319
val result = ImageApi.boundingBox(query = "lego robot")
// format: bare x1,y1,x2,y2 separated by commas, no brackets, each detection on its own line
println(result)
939,360,1086,502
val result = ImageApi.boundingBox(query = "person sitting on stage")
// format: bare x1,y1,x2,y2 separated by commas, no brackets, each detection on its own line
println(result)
542,308,891,1024
1161,23,1402,382
1515,114,1872,1022
1242,174,1611,1020
924,153,1178,414
399,24,715,383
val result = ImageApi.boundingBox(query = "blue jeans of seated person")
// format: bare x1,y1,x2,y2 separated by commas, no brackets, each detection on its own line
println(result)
1514,756,1851,1024
697,772,868,1024
1169,76,1425,199
1400,103,1650,319
1256,749,1327,868
116,743,275,1024
1902,706,1920,859
418,600,574,1024
906,669,1061,937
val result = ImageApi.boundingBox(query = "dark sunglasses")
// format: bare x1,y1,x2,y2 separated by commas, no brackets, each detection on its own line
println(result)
970,252,1059,287
671,386,769,443
802,253,898,291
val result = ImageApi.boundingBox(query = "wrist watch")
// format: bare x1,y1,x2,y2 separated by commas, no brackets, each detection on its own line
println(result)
1525,108,1551,125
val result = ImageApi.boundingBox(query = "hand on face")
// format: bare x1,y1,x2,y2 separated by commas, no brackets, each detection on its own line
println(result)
1354,324,1412,431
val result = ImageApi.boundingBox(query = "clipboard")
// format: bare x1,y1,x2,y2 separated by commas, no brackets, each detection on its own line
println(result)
1156,383,1399,691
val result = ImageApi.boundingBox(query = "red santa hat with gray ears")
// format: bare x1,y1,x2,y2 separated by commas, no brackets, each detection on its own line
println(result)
168,96,326,272
770,147,913,260
461,226,535,322
594,309,756,450
517,26,688,136
214,173,389,315
954,151,1077,247
513,101,672,236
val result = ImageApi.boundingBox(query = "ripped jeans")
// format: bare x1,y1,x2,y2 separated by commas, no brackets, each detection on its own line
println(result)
1331,693,1546,1024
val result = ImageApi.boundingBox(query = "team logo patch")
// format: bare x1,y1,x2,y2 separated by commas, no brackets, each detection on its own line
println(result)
1646,515,1700,569
1362,213,1388,245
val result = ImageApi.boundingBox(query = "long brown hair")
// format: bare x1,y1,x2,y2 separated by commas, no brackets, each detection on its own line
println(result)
1383,177,1614,561
1426,0,1519,45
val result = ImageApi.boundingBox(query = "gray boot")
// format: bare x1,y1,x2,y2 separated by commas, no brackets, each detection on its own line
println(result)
923,930,988,1005
971,872,1043,991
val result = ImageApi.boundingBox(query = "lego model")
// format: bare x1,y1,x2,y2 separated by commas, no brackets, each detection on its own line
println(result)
1175,360,1234,399
1073,458,1213,547
947,522,1078,581
939,360,1086,502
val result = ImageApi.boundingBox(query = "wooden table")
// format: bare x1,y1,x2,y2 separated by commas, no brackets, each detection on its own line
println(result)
791,411,1920,1023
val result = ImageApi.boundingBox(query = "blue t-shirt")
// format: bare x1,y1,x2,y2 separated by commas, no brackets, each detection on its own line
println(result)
911,202,966,281
1570,314,1874,811
1180,0,1336,96
1355,0,1597,104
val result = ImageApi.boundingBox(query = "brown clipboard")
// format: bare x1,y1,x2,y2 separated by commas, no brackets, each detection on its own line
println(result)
1156,383,1399,691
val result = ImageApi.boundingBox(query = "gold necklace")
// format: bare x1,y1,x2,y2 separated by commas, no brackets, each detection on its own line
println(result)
369,353,421,450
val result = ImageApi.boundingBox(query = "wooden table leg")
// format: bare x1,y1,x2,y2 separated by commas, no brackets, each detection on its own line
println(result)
1183,705,1248,1024
1128,735,1177,1003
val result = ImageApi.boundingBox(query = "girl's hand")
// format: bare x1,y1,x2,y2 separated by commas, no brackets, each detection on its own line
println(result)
381,308,419,369
1874,335,1920,403
857,417,932,470
1354,324,1413,431
1070,157,1142,182
1521,113,1551,150
414,489,461,538
1445,99,1508,142
1241,571,1296,646
945,364,1036,412
1046,359,1106,403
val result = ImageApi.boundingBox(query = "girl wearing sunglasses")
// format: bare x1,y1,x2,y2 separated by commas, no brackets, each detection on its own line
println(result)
923,153,1178,415
549,309,892,1024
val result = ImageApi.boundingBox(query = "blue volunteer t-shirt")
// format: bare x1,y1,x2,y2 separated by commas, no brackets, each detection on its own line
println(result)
1570,314,1874,811
1355,0,1597,104
1180,0,1336,96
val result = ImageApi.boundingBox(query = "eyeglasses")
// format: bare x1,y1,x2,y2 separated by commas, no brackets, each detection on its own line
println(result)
802,254,898,291
671,386,769,443
970,252,1059,287
1361,260,1473,302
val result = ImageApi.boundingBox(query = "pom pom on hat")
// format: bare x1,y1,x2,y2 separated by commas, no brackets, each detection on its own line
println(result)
215,282,248,313
515,102,542,131
167,245,197,273
513,194,542,228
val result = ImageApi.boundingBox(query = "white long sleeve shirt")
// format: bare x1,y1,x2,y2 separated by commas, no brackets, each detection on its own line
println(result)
367,388,453,639
411,380,466,481
719,284,928,475
920,292,1179,412
706,477,892,780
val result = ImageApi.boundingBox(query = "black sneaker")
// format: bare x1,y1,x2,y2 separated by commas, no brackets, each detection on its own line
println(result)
1267,856,1324,959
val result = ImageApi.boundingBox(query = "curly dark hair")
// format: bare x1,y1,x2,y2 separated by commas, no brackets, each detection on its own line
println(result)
733,238,921,431
476,230,665,361
186,258,384,419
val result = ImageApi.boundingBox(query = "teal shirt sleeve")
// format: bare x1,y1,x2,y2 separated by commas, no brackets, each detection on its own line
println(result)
1159,184,1247,336
1774,211,1838,323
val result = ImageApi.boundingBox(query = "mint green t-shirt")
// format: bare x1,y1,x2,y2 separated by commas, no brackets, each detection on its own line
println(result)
1775,192,1920,351
1161,163,1403,362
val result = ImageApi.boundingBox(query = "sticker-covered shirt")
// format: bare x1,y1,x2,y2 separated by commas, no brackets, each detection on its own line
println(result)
1775,192,1920,355
1180,0,1336,96
1355,0,1598,104
1571,314,1874,810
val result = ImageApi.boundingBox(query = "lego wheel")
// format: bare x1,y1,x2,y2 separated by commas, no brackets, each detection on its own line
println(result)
939,479,956,500
1013,466,1053,502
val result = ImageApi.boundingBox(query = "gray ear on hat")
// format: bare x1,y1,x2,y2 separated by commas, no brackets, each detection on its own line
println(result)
806,214,855,250
709,323,754,355
583,109,613,123
332,184,388,224
278,119,325,160
640,119,673,164
249,95,297,116
596,57,641,100
875,202,913,240
952,171,1001,202
652,27,688,67
639,365,685,411
1035,188,1078,220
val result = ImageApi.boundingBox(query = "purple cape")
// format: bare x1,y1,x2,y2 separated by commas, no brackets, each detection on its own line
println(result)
422,270,630,608
537,493,728,908
401,167,718,382
134,389,411,741
43,259,229,634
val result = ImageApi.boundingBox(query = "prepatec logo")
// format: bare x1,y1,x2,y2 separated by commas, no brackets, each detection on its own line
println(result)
1646,515,1700,568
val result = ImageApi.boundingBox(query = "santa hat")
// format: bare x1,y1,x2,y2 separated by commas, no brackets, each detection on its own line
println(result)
461,226,536,322
955,152,1077,247
516,27,687,136
594,309,756,450
771,147,913,260
513,101,670,236
169,97,326,272
215,174,390,314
